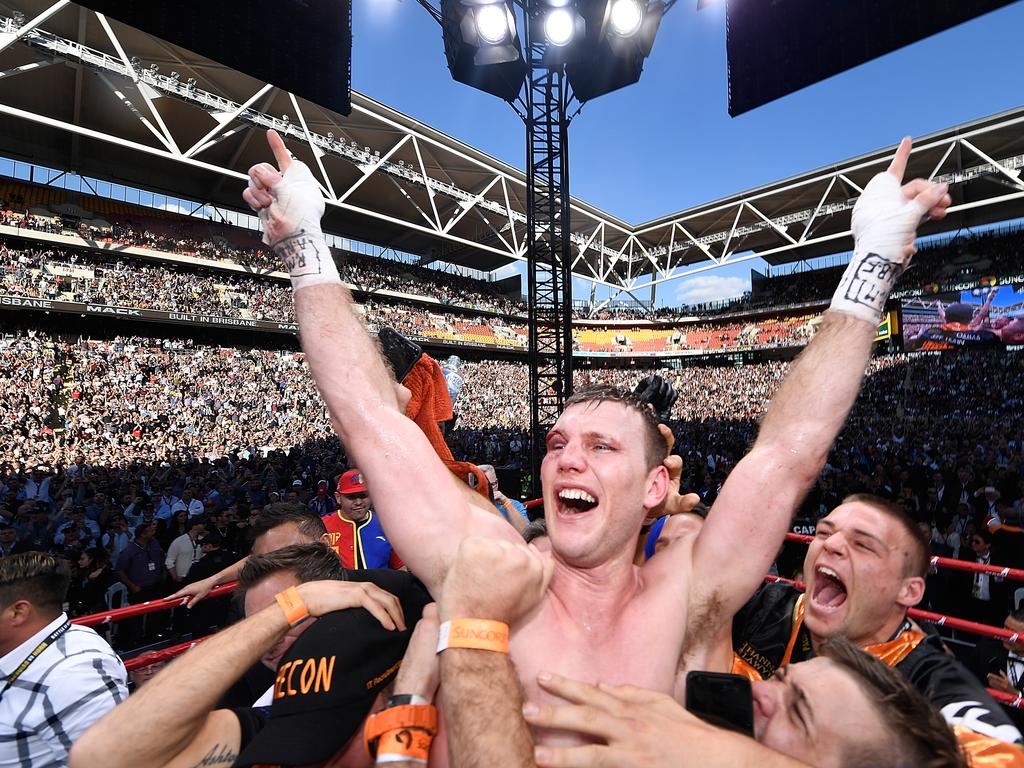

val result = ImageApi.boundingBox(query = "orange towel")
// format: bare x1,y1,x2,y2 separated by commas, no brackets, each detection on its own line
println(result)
401,354,489,498
403,354,453,461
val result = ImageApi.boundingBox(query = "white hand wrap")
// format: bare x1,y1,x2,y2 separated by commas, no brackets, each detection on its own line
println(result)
830,172,925,324
264,160,341,291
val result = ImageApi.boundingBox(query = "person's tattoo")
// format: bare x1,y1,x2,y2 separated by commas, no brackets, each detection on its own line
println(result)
191,743,238,767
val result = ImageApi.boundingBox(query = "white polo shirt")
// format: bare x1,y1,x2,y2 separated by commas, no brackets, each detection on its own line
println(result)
0,613,128,768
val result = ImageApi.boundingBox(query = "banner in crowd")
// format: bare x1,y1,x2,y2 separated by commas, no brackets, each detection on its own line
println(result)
891,272,1024,300
875,310,897,343
0,294,300,334
42,262,95,280
0,294,522,354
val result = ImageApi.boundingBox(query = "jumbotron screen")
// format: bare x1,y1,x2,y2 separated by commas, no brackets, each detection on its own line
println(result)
901,284,1024,351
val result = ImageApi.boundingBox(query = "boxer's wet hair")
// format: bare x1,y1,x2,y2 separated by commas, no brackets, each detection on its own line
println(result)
562,386,665,470
239,543,346,592
251,502,327,542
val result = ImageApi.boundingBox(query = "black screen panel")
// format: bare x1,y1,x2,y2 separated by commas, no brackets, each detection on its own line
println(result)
726,0,1020,116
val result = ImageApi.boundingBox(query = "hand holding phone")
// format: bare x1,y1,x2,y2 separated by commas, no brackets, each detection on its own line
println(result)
685,671,755,737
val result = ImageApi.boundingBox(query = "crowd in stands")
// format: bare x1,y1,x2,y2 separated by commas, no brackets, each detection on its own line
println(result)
4,325,1023,590
0,333,336,471
5,177,1024,327
0,242,296,321
2,239,832,355
0,203,524,314
2,324,1024,764
0,240,530,340
573,313,817,354
574,227,1024,321
342,253,523,315
714,227,1024,316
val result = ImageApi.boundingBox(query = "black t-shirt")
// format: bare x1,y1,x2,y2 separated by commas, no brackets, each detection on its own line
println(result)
733,583,1023,744
219,569,430,714
915,326,1004,350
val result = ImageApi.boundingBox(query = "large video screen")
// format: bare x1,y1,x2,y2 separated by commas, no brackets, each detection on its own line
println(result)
901,284,1024,351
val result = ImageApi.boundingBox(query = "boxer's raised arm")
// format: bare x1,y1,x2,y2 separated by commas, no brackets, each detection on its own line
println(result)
244,131,515,593
682,138,951,625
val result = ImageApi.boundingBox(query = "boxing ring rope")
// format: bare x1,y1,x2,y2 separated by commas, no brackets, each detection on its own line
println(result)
71,582,239,628
69,506,1024,707
785,532,1024,582
123,639,209,672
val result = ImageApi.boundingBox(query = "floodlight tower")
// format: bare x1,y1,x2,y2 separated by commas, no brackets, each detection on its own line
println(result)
421,0,666,496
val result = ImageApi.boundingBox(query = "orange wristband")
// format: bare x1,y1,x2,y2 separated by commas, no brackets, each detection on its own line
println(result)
436,619,509,653
364,704,438,761
274,586,309,627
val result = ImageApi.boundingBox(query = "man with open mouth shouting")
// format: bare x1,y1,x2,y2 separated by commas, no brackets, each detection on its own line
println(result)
732,493,1024,764
245,130,950,763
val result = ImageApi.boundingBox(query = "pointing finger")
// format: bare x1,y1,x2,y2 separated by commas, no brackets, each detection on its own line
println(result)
267,129,292,172
886,136,912,182
929,193,952,221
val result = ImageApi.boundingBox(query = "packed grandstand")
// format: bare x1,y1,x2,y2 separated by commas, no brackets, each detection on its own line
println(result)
4,114,1024,768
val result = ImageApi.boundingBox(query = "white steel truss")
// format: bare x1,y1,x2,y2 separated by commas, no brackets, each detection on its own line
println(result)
0,4,635,287
0,2,1023,307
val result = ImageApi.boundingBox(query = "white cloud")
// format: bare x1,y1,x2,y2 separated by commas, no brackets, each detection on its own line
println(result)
159,202,192,216
673,275,748,305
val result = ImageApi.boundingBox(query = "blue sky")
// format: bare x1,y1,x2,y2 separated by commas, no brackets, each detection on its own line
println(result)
353,1,1024,306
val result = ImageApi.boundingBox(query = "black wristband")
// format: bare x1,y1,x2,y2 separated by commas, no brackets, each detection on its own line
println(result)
384,693,431,709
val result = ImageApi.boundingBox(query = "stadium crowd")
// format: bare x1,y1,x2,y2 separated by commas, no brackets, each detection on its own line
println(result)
1,205,523,315
5,147,1024,768
4,322,1024,625
577,227,1024,320
3,239,829,355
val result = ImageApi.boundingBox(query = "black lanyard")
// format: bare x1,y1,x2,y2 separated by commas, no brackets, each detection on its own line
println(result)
1,619,72,698
887,618,915,642
134,540,155,565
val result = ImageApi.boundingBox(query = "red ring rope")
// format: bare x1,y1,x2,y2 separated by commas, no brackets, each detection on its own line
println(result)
123,638,210,671
72,582,238,628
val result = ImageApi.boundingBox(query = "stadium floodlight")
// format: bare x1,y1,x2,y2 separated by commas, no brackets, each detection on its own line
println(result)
566,0,663,101
608,0,643,37
441,0,527,101
545,8,577,46
475,3,512,44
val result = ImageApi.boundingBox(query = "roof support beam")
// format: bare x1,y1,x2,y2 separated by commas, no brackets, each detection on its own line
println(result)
96,12,180,155
185,83,273,159
0,0,69,56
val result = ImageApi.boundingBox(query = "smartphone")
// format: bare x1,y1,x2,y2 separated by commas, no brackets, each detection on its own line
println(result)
685,671,755,737
378,327,423,383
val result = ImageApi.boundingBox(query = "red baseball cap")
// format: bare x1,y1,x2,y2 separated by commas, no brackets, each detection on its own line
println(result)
336,469,368,495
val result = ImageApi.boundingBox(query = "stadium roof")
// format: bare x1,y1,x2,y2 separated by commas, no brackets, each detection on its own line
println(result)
1,1,1023,300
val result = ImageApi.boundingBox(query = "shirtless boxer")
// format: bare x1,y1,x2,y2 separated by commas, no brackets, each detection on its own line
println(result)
243,130,949,753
